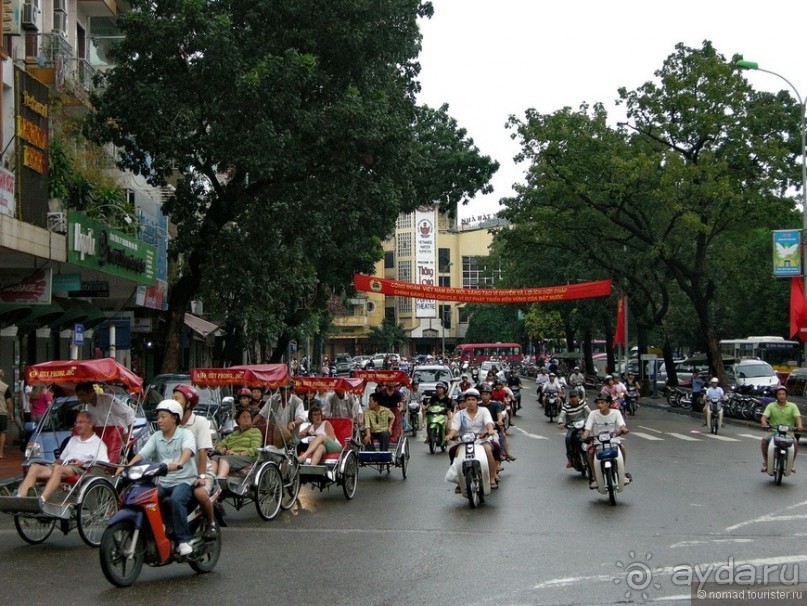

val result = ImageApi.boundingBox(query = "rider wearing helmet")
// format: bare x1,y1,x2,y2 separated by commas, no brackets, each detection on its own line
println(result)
237,387,253,410
424,381,453,444
445,388,498,488
581,394,630,489
128,399,197,556
174,385,217,541
760,385,802,472
479,382,514,463
702,377,725,427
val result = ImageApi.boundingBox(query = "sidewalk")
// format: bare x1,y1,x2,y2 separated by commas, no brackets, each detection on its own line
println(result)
0,442,25,482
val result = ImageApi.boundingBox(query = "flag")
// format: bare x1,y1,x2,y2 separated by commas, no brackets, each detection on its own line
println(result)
613,293,626,347
789,277,807,341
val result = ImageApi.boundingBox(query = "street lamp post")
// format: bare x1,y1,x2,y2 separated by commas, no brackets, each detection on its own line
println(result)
736,60,807,350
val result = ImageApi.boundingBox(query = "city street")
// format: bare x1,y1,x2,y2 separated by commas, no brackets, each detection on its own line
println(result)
0,381,804,605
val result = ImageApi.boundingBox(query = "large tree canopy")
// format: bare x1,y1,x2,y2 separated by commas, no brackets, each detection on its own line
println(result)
86,0,497,369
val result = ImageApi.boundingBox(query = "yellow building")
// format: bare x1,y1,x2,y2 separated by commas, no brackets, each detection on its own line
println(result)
329,208,506,358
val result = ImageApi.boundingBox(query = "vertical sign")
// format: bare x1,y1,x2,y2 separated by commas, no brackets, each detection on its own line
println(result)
773,229,802,277
415,205,436,318
0,166,14,217
15,67,49,228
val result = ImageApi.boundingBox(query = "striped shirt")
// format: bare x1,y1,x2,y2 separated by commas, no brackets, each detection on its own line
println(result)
558,401,591,425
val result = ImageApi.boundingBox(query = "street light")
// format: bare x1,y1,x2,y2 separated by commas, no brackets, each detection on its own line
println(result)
736,60,807,347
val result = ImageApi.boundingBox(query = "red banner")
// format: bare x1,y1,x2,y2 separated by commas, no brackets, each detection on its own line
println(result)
613,294,626,347
790,277,807,341
353,274,612,304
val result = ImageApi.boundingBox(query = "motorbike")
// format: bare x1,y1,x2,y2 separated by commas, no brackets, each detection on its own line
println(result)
544,392,560,422
590,431,627,505
471,368,480,383
447,433,491,508
765,425,796,486
510,385,521,416
564,420,589,478
425,404,448,454
705,396,723,435
625,385,638,416
407,401,421,437
99,462,222,587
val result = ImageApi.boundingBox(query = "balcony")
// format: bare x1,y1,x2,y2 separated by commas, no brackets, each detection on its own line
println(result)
332,315,368,328
22,33,102,107
77,0,116,17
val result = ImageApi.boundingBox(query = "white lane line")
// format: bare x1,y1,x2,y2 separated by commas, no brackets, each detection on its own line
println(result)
700,433,740,442
671,538,753,548
638,425,663,434
725,499,807,532
738,433,763,440
511,426,549,440
630,431,664,441
666,432,701,441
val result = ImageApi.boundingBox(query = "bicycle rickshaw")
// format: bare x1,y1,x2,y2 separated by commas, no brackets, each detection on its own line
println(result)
191,364,301,520
0,358,145,547
349,370,411,480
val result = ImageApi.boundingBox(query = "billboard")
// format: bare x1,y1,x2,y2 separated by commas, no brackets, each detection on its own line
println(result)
773,229,801,278
414,206,436,318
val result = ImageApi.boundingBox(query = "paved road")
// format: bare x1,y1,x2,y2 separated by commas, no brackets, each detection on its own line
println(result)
1,382,805,605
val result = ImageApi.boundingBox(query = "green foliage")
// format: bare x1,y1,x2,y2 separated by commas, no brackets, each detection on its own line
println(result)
368,319,407,352
463,304,523,343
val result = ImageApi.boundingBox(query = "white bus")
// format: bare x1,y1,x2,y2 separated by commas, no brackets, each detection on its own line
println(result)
719,336,800,374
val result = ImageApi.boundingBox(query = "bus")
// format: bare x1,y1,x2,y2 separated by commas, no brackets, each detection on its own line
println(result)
719,336,801,374
455,342,523,364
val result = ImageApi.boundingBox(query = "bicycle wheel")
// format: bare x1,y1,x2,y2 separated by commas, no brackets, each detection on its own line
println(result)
14,514,56,545
280,458,301,510
77,480,118,547
255,464,282,521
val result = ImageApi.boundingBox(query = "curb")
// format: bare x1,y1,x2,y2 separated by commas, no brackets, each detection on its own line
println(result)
641,397,767,432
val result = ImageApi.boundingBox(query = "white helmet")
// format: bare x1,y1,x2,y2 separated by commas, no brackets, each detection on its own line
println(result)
464,388,480,399
155,399,183,421
710,377,719,384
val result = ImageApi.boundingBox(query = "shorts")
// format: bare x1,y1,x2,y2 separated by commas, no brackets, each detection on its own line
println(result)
215,454,255,474
323,438,342,454
0,414,7,432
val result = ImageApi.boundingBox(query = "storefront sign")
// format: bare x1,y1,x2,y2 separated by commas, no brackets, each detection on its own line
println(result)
0,166,15,217
0,267,52,303
414,205,436,318
15,67,49,227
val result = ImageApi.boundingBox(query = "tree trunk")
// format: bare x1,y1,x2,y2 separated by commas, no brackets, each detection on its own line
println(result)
583,329,594,376
160,274,196,373
662,338,678,388
635,320,650,395
691,289,726,385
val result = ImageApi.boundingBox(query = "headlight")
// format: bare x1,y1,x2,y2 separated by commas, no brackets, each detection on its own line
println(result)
126,464,149,481
461,433,476,444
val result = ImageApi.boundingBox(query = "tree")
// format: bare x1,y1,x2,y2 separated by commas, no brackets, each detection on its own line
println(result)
86,0,497,371
463,304,523,343
368,319,407,353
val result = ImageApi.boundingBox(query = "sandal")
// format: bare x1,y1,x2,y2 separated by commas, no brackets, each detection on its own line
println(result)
761,466,768,473
490,481,499,489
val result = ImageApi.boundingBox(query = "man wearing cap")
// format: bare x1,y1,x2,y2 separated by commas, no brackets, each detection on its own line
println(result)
702,377,725,427
255,382,306,448
760,386,802,472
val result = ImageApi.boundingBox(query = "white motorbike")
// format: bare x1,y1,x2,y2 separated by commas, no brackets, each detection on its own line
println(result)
765,425,797,485
590,431,627,505
446,433,491,508
705,396,723,435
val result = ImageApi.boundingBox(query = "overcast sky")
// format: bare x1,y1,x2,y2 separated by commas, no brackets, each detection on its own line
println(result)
416,0,806,219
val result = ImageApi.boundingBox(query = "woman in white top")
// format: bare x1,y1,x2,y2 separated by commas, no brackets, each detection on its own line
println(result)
297,406,341,465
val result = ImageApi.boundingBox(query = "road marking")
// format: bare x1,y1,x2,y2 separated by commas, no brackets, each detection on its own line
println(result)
725,498,807,532
638,425,663,434
666,432,701,441
738,433,763,440
700,433,740,442
511,426,549,440
630,431,664,441
671,538,753,548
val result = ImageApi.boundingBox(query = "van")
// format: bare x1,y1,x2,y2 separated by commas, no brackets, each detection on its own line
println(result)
727,359,779,389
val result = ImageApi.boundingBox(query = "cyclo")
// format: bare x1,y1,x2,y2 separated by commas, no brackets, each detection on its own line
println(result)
190,364,301,520
310,371,410,480
0,358,147,547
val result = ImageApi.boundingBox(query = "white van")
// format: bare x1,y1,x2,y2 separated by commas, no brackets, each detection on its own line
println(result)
727,359,779,389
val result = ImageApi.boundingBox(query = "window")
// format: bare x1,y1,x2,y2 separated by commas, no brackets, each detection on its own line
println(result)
438,248,451,273
397,233,411,258
462,256,503,289
398,261,411,283
385,306,396,324
397,213,412,230
398,298,412,313
439,276,451,288
439,304,451,329
384,251,395,269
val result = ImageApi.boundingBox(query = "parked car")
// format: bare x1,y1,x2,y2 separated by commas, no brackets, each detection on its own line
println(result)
785,367,807,398
351,355,373,370
727,359,780,390
334,354,354,376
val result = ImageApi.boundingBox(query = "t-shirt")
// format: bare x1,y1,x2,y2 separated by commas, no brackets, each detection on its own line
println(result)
61,433,109,464
376,389,403,410
558,401,591,425
450,407,494,436
181,413,214,475
762,401,801,428
479,400,503,425
584,409,626,439
138,427,197,488
427,395,452,416
0,381,10,415
87,393,136,429
324,393,362,421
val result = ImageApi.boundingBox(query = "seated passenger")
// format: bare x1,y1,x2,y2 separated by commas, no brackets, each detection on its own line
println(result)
17,411,109,503
212,408,263,478
296,406,342,465
363,393,394,451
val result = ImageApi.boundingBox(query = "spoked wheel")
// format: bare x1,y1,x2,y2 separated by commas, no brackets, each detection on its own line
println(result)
774,455,784,486
341,452,358,500
255,464,283,521
428,428,436,454
189,530,222,573
78,480,118,547
280,459,301,510
606,466,617,505
466,472,481,509
400,439,409,480
14,514,56,545
409,414,418,437
99,521,144,587
679,395,693,410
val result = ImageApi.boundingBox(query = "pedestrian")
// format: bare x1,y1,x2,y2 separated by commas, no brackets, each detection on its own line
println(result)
0,369,11,458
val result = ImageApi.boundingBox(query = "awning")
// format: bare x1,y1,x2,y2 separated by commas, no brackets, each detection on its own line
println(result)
50,297,107,331
184,313,221,339
0,302,35,327
17,302,65,329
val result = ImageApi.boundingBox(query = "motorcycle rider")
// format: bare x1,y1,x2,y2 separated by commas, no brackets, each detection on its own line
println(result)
568,366,586,392
445,389,499,489
600,375,619,404
557,391,591,469
424,381,453,444
581,394,631,489
541,372,566,410
458,374,473,393
236,387,253,412
478,384,514,462
126,400,197,556
174,385,217,541
702,377,725,427
760,386,802,472
535,368,549,403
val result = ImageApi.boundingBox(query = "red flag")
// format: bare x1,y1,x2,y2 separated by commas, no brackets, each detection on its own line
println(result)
613,294,626,347
789,277,807,341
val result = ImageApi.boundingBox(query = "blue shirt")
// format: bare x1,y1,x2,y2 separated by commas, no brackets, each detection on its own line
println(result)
691,377,705,393
138,427,197,488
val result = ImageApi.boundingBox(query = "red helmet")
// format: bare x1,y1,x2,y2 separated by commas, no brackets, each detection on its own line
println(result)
238,388,252,398
173,384,199,408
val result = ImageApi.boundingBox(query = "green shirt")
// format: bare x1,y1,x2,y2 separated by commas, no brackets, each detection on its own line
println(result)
762,401,801,429
215,427,263,458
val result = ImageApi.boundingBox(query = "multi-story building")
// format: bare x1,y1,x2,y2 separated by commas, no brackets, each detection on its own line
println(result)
328,207,505,359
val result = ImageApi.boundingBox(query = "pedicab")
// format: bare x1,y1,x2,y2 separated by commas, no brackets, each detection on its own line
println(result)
288,375,364,499
349,370,411,480
0,358,145,547
191,364,299,520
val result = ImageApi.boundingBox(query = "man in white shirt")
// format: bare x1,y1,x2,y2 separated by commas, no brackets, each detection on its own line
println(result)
255,382,307,448
75,382,136,430
581,394,630,489
17,411,109,502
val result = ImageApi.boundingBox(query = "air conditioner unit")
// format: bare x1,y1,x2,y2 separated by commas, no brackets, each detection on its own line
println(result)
53,0,66,12
52,10,67,35
47,211,67,235
21,3,38,30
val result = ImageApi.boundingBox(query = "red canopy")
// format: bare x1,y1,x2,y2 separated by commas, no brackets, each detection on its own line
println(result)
25,358,144,394
191,364,291,389
350,369,410,387
292,376,365,394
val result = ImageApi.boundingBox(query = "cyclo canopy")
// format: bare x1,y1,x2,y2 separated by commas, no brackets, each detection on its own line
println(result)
292,376,365,394
25,357,144,394
191,364,291,389
349,369,411,387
